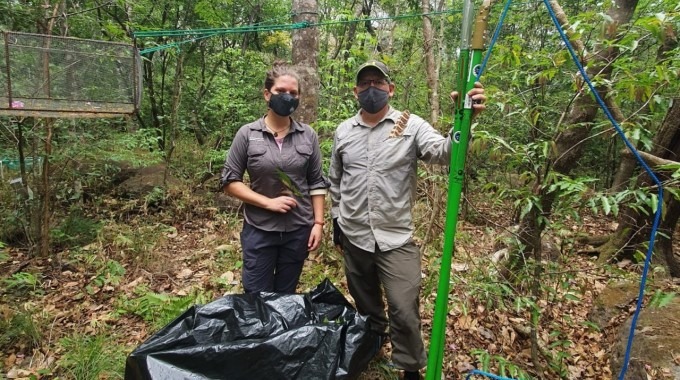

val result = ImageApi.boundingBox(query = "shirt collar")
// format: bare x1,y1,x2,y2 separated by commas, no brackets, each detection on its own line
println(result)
250,115,303,133
352,106,399,127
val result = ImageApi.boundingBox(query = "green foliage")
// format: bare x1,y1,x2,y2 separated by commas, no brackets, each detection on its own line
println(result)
143,186,167,209
0,307,44,350
0,241,7,263
57,333,125,380
115,286,211,331
2,272,42,295
98,222,171,264
51,212,103,250
94,129,164,166
86,259,126,295
545,330,572,377
275,168,303,197
0,176,32,245
648,289,676,308
471,349,532,380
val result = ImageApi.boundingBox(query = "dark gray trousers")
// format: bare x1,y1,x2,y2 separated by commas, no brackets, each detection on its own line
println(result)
240,222,312,294
341,236,427,371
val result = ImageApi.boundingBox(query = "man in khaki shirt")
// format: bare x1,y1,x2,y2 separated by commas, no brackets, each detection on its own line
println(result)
329,60,486,380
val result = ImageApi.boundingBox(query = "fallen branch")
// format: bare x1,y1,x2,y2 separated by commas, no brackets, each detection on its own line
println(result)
621,149,679,169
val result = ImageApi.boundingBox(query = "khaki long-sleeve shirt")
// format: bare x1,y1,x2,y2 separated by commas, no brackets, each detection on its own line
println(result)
329,107,452,252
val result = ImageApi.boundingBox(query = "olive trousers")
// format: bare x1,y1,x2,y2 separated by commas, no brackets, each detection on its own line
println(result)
340,236,427,371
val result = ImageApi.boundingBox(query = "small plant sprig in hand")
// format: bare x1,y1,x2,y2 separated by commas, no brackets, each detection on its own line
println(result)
275,168,303,197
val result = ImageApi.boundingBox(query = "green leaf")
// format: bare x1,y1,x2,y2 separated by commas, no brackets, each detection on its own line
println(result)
564,292,580,302
519,200,534,220
650,290,676,308
600,196,611,215
275,168,303,197
647,194,659,213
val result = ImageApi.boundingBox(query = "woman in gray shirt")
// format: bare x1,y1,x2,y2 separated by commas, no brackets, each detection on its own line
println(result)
221,62,328,293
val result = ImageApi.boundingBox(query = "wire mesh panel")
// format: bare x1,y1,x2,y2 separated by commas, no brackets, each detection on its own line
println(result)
0,31,141,118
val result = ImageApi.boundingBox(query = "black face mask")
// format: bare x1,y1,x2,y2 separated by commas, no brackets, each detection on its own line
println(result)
357,86,389,114
268,93,299,117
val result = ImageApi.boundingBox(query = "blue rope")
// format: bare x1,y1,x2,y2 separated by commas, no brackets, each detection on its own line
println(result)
477,0,513,80
470,1,663,379
541,2,664,379
465,369,518,380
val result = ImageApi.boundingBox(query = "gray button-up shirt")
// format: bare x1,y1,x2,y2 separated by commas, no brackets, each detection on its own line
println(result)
329,107,452,252
221,117,328,232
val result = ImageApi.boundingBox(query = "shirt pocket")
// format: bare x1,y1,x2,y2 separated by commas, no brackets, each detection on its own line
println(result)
379,131,414,171
291,143,312,170
247,143,268,171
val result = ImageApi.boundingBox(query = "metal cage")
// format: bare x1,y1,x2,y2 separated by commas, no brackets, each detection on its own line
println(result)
0,31,141,118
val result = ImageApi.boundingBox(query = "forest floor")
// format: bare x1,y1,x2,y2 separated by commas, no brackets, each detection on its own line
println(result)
1,178,678,380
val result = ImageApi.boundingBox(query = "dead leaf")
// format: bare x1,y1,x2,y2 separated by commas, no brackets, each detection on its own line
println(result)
452,263,469,272
215,244,232,252
220,271,235,283
176,268,193,279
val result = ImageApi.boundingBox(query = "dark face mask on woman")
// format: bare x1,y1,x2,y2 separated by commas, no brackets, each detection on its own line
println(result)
268,93,299,117
357,86,389,114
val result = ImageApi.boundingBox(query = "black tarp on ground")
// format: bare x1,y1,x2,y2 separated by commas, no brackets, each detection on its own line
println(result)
124,279,380,380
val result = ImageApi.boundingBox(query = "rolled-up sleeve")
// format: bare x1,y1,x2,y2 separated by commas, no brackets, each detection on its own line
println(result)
220,127,249,189
306,131,330,192
329,130,342,219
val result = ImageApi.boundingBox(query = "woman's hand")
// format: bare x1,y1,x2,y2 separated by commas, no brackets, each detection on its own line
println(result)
265,196,298,213
308,224,323,251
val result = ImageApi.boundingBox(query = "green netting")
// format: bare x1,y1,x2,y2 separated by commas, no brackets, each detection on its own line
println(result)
133,9,462,55
0,31,142,118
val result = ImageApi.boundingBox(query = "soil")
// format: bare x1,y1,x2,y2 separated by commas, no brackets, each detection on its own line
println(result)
1,166,679,380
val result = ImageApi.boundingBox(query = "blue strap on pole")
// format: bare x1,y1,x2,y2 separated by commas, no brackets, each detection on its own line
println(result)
477,0,513,80
465,369,519,380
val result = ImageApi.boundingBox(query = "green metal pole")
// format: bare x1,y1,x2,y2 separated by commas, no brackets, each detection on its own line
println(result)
425,1,490,379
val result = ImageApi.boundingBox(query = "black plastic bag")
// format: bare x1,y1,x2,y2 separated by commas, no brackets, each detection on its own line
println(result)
125,279,380,379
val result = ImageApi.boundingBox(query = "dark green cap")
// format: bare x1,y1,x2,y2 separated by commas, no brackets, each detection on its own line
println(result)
356,60,390,82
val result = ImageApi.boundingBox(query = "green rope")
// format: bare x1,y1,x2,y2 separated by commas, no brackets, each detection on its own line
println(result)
304,9,462,28
136,22,309,55
135,9,464,54
134,22,308,38
134,2,542,55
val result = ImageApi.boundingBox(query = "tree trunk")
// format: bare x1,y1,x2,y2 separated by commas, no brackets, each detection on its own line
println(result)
420,0,444,245
515,0,639,263
292,0,320,125
597,98,680,276
164,51,185,185
610,24,678,192
421,0,439,125
144,53,164,150
36,0,61,257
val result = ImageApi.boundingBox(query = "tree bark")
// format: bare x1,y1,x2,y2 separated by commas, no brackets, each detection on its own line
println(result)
597,98,680,276
421,0,439,125
292,0,320,125
610,24,678,192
